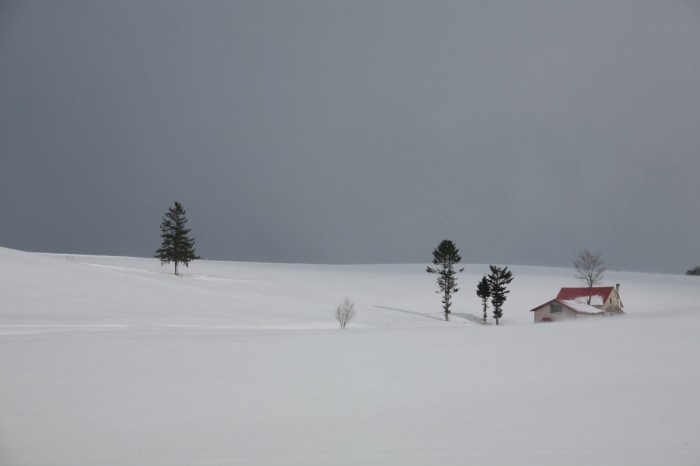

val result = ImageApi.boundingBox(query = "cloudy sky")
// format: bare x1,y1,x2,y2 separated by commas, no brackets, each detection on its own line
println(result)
1,0,699,273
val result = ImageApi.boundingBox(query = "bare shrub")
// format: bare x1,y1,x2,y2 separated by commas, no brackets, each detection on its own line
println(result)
335,298,356,329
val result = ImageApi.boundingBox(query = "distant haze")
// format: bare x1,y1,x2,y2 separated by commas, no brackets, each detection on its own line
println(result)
1,0,699,273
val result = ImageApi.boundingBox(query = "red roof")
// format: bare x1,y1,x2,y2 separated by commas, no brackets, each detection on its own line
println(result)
555,287,614,302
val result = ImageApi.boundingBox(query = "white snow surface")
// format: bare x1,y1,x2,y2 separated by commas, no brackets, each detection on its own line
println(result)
573,294,606,306
1,246,699,465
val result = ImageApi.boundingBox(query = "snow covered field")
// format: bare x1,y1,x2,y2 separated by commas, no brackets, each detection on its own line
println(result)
1,246,699,465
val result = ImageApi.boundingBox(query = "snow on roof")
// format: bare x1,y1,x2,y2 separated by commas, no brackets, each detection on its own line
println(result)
556,287,614,302
571,295,605,306
529,299,605,314
560,299,605,315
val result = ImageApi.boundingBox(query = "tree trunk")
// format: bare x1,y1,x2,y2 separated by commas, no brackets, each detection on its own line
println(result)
175,261,179,276
444,289,450,321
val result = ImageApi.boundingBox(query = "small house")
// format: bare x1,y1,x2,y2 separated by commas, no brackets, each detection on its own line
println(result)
531,285,624,323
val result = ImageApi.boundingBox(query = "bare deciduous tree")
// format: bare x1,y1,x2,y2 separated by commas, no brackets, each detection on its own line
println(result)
573,249,605,304
335,298,356,329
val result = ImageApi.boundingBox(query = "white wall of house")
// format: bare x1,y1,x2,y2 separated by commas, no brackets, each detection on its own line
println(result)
532,302,604,323
604,288,623,312
533,302,576,323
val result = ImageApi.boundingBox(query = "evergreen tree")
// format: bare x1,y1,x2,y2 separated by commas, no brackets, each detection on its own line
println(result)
155,201,199,276
476,275,491,325
487,265,514,326
426,239,464,321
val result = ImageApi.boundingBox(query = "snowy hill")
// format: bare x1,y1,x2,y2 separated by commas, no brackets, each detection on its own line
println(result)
1,247,699,465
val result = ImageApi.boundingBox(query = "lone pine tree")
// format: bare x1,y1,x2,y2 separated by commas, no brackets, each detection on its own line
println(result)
155,201,199,276
426,239,464,321
476,275,491,325
487,265,514,326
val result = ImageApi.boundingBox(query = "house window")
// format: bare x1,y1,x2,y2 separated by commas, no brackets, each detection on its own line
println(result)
551,303,562,313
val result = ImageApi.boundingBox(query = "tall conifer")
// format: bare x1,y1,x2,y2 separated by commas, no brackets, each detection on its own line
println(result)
426,239,464,321
155,201,199,276
476,275,491,325
487,265,514,325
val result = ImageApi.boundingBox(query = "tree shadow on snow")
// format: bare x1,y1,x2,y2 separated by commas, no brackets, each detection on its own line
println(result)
452,312,487,325
373,305,445,321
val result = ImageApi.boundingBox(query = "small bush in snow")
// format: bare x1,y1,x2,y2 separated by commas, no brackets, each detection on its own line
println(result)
335,298,356,329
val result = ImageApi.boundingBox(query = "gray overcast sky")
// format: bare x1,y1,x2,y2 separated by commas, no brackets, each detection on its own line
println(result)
1,0,699,273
